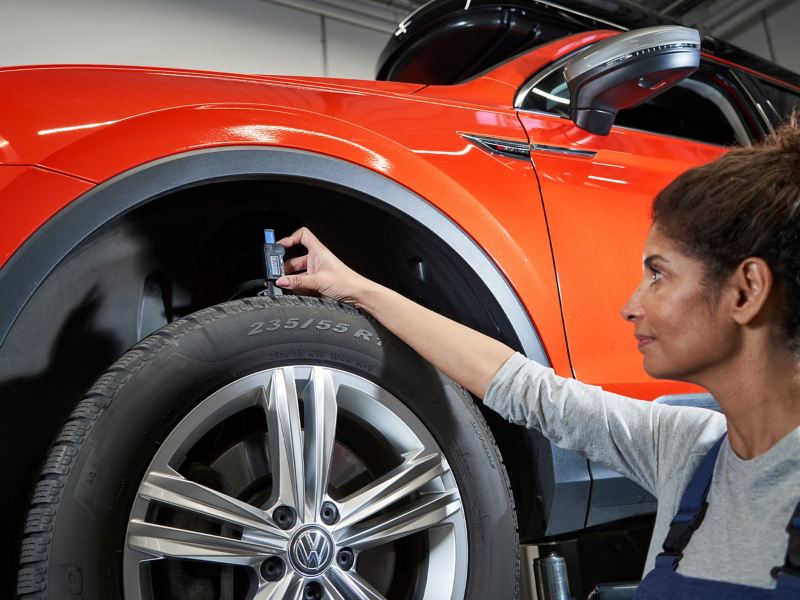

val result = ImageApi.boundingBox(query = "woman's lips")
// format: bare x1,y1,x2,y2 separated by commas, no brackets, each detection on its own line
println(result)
635,335,656,349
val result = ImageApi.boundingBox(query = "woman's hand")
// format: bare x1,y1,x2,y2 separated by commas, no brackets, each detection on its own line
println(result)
275,228,514,398
275,228,372,305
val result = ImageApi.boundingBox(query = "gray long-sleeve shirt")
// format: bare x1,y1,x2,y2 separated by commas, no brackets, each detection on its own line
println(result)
484,353,800,589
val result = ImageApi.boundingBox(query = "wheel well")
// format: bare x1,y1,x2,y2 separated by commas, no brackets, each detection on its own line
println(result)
0,155,543,592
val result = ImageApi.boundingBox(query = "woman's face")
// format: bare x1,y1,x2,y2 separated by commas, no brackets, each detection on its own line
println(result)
620,225,738,382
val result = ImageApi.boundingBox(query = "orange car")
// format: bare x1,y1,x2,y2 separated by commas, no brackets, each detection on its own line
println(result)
2,1,799,598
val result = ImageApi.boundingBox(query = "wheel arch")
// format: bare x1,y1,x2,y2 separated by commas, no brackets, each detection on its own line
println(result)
0,147,564,577
0,146,547,363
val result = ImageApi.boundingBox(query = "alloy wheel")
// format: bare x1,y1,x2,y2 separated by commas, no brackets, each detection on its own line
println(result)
123,366,468,599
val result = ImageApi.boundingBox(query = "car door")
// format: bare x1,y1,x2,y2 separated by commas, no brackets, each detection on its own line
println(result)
516,57,756,398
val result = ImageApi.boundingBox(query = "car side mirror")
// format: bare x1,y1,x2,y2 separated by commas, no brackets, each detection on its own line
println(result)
565,25,701,135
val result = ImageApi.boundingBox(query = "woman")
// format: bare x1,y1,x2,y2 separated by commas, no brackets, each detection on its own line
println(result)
275,118,800,598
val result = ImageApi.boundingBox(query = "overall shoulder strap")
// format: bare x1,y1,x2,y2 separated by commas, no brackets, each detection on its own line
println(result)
773,500,800,592
655,434,727,570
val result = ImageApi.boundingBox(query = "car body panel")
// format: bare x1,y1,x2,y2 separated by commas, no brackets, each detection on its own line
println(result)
519,111,721,396
0,29,751,393
0,63,573,375
0,64,424,169
412,29,718,396
0,166,93,267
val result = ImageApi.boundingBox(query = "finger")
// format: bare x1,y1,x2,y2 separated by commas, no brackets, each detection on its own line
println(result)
275,227,305,248
275,273,319,294
283,255,308,275
277,227,323,252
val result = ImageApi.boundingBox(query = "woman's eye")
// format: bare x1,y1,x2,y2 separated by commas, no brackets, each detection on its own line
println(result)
649,269,663,285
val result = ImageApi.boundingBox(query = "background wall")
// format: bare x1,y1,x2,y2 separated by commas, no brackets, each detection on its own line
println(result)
0,0,398,79
1,0,799,80
682,0,800,74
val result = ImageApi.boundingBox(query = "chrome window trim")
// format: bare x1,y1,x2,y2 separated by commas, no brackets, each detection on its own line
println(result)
729,70,775,135
515,54,575,109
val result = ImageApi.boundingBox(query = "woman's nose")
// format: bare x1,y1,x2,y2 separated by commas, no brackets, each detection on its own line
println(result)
620,291,644,322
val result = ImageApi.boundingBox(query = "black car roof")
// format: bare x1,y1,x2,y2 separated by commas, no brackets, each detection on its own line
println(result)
376,0,800,90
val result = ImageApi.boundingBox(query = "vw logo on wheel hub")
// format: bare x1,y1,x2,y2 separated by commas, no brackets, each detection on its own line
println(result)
288,525,334,576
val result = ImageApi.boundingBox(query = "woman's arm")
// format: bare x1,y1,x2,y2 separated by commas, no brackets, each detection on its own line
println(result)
275,228,515,398
357,284,515,398
275,228,725,495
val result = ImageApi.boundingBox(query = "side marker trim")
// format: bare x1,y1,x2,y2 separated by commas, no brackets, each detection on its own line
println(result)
460,133,531,160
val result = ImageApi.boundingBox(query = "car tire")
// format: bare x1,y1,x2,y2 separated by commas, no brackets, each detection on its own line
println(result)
16,295,518,599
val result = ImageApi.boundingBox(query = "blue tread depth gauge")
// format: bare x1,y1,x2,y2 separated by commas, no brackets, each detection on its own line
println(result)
261,229,285,296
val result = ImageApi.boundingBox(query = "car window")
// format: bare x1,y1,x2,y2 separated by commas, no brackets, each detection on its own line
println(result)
747,77,800,124
518,61,749,147
521,66,572,118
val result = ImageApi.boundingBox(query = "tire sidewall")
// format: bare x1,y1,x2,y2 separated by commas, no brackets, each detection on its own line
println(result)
38,297,518,599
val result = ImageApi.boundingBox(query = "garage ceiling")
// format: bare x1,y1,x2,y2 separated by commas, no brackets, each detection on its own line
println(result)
265,0,794,56
353,0,704,18
361,0,770,20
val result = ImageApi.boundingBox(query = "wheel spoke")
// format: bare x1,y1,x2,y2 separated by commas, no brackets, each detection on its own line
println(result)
334,451,448,529
325,568,388,600
139,469,286,543
320,575,348,600
302,367,338,521
252,572,303,600
261,368,305,519
335,490,460,550
127,519,270,566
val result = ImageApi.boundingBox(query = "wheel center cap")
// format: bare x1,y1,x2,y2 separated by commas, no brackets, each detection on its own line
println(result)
288,525,334,576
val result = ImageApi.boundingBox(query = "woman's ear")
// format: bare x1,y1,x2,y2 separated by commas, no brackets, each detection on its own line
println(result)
730,257,774,325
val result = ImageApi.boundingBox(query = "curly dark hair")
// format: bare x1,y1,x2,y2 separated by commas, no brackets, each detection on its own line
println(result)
652,112,800,353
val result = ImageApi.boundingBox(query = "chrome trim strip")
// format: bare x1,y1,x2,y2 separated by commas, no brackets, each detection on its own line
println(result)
460,133,531,160
729,70,775,135
530,144,596,158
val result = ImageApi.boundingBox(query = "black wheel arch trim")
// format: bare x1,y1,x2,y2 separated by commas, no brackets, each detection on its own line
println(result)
0,146,548,366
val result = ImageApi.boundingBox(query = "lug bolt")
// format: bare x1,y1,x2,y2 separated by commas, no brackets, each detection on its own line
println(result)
260,556,285,581
303,581,323,600
336,547,355,571
273,505,296,530
320,501,339,525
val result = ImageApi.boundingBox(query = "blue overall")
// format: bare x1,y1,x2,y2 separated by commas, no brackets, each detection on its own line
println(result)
636,434,800,599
